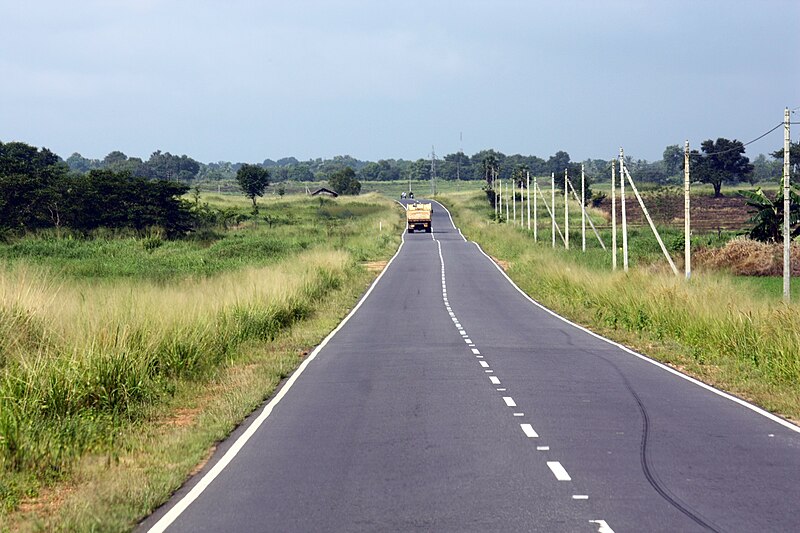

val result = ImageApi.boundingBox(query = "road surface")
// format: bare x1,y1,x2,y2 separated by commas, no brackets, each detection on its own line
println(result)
141,199,800,532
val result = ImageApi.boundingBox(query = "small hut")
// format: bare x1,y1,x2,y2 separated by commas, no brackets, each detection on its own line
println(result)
310,187,339,198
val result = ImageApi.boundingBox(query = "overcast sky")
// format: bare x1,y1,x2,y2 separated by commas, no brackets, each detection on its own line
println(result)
1,0,798,164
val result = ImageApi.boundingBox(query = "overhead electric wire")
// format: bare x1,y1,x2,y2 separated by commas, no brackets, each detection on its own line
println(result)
693,122,784,158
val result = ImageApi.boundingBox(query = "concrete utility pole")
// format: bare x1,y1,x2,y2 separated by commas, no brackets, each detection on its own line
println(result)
513,176,516,225
564,168,569,250
551,172,556,248
430,146,437,196
619,148,628,272
581,163,586,252
492,171,500,220
611,159,617,270
684,140,691,280
498,172,502,221
526,171,531,231
532,175,538,241
783,107,792,302
506,178,510,222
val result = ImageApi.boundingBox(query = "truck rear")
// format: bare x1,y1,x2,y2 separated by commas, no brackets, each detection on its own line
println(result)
406,202,432,233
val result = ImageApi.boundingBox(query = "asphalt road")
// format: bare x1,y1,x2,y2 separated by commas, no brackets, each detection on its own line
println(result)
141,199,800,532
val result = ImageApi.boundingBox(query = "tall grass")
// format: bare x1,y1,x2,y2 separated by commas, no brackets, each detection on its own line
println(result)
441,191,800,419
0,251,348,477
0,193,404,522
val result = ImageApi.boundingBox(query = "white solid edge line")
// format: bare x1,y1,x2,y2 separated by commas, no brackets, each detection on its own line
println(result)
147,230,409,533
471,240,800,435
430,199,467,241
547,461,572,481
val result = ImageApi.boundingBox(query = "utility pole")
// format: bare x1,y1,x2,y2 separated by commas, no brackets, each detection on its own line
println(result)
783,107,791,302
506,178,510,222
684,140,691,280
564,168,569,250
533,174,538,241
551,172,556,248
457,132,462,182
620,148,628,272
430,145,437,196
492,171,500,221
498,172,502,221
513,174,516,225
581,163,586,252
611,159,617,270
527,171,531,232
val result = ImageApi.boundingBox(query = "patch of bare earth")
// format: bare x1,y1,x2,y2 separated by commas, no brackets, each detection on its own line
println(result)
14,484,77,530
491,256,510,271
361,261,388,272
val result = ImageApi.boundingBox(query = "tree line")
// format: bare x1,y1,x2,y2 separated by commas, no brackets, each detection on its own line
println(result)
63,139,796,199
1,142,194,237
4,135,796,238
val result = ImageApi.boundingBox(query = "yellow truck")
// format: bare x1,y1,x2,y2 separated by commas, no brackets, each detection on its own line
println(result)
406,202,432,233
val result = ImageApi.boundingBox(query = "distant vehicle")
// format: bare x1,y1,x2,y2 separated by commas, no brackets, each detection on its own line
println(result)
401,192,407,199
406,202,432,233
409,192,414,199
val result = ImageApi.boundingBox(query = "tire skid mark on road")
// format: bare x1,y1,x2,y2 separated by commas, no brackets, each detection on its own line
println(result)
433,230,616,533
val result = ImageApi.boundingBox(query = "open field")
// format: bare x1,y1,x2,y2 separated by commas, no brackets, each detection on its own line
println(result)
439,191,800,424
0,193,403,531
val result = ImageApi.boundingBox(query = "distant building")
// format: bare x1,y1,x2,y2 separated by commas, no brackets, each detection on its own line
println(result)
310,187,339,198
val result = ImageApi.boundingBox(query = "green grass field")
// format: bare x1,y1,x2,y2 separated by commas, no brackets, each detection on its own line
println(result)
0,193,403,531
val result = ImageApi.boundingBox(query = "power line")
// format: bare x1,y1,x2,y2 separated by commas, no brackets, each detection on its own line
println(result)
692,122,783,157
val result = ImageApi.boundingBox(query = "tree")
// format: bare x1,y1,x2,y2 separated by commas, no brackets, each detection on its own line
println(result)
480,152,499,185
771,141,800,177
66,152,100,173
0,141,68,230
287,164,314,181
690,138,753,197
63,170,194,236
662,145,683,176
236,164,271,209
328,167,361,195
142,150,200,181
751,154,781,184
546,151,571,176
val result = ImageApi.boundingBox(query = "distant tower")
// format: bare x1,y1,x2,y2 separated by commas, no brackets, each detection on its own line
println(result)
430,145,437,196
457,132,462,181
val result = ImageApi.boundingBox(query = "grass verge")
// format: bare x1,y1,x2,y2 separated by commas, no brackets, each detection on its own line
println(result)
440,191,800,423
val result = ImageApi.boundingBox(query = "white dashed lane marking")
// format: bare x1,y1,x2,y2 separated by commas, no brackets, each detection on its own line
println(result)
589,520,615,533
434,225,612,530
547,461,571,481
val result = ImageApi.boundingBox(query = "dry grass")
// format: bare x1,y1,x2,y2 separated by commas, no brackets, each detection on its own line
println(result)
694,237,800,276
